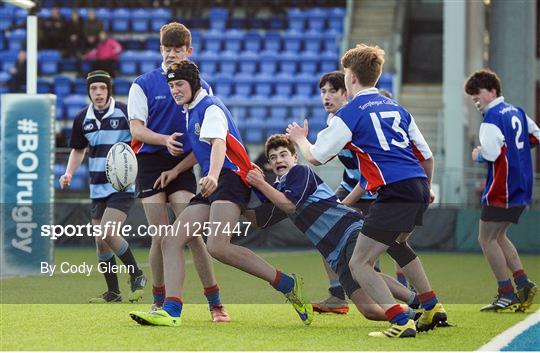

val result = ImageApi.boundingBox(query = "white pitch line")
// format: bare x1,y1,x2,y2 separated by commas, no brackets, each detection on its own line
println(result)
478,309,540,351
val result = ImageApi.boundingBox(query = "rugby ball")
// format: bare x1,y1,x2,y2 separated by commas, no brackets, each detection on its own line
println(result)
105,142,138,191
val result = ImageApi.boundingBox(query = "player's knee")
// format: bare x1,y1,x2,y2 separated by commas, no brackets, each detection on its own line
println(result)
386,242,417,268
206,241,227,261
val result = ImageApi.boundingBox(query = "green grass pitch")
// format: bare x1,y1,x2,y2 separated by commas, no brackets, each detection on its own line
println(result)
1,247,538,350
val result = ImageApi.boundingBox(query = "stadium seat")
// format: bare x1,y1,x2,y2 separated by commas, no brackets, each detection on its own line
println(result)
278,52,297,75
242,118,265,144
249,105,267,120
54,76,73,96
114,78,131,95
208,8,228,31
320,51,339,73
244,31,261,52
270,106,289,120
233,75,252,97
306,8,326,31
287,8,305,31
131,9,150,33
73,78,87,95
0,35,5,51
247,17,265,30
38,50,61,75
268,16,286,30
0,71,10,85
323,30,340,53
14,7,26,25
190,30,202,53
253,74,272,97
0,50,18,72
64,94,87,118
139,50,161,73
198,51,218,76
204,30,223,53
274,74,294,98
0,7,13,31
112,8,130,32
219,51,237,74
78,8,88,19
37,7,51,18
299,51,318,75
260,51,278,75
145,36,160,51
223,30,243,52
119,50,138,75
328,8,345,32
377,72,394,95
228,17,245,30
95,8,112,32
238,51,258,75
263,32,281,52
283,30,302,53
60,57,79,72
229,105,247,120
304,31,324,53
294,74,315,98
6,28,25,51
265,117,287,136
151,8,171,32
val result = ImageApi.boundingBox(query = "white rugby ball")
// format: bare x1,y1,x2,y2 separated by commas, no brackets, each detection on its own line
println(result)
105,142,138,191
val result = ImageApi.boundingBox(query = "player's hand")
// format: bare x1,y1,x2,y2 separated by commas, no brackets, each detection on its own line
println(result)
59,173,72,189
286,119,309,143
153,169,179,190
166,132,184,157
471,146,481,161
341,195,354,207
250,162,263,173
246,168,265,187
429,189,436,203
200,175,218,198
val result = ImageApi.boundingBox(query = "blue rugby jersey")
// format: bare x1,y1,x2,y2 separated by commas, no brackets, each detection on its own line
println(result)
259,164,363,271
128,64,212,156
70,98,134,199
478,97,540,207
311,87,433,192
185,89,252,183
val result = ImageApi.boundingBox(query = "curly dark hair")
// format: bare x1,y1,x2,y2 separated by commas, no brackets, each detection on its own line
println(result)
464,69,502,96
265,134,296,158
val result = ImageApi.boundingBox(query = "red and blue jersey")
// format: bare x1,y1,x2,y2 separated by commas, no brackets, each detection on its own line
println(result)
127,65,212,156
311,88,432,192
478,97,540,207
185,89,252,183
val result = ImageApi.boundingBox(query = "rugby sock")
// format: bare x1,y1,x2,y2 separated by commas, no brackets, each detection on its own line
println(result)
329,284,346,301
204,284,222,309
498,279,516,298
385,304,409,326
512,270,529,289
163,297,183,317
115,241,143,278
98,252,119,294
396,272,408,287
419,291,438,310
271,271,294,294
153,285,165,307
407,291,420,309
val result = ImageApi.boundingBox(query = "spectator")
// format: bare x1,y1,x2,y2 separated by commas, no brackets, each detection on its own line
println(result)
83,9,104,50
40,7,67,50
7,50,26,93
82,31,122,76
65,9,85,57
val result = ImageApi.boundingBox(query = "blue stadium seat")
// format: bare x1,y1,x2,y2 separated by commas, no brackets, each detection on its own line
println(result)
37,7,51,18
54,76,73,96
249,105,267,119
283,30,302,53
73,78,87,95
270,106,288,120
198,51,218,76
242,118,265,144
151,8,171,32
229,105,247,119
253,74,272,97
268,16,286,30
115,78,131,95
145,36,160,51
328,8,345,32
6,28,25,51
287,8,305,31
238,51,258,75
0,7,14,31
139,50,161,73
320,51,339,73
304,31,324,53
38,50,61,75
233,75,252,98
56,97,65,120
306,8,326,31
294,74,315,98
275,74,294,98
0,35,5,51
278,52,297,75
265,117,287,136
191,30,202,53
376,72,394,95
247,17,265,30
219,51,237,74
64,94,87,118
95,8,112,32
223,30,243,52
300,51,318,75
228,17,245,30
263,32,281,52
1,50,18,72
78,8,88,19
260,51,277,75
204,30,222,52
244,31,261,52
131,9,150,33
208,8,228,31
119,50,138,75
0,71,10,85
60,57,79,72
58,8,72,19
112,8,130,32
14,8,26,25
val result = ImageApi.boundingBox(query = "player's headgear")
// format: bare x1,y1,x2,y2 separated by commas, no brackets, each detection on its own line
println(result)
87,70,112,102
166,61,201,104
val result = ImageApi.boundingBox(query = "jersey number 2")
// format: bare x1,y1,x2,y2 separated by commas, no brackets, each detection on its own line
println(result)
369,111,409,151
511,115,524,149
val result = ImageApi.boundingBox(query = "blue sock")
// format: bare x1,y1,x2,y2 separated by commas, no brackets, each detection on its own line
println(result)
396,272,408,287
162,297,182,317
419,291,438,311
498,279,516,298
513,270,528,289
204,285,222,309
271,271,294,294
386,305,409,326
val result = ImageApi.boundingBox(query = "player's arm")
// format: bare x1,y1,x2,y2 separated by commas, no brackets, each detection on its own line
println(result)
526,115,540,147
246,169,296,214
153,151,198,190
341,182,367,206
60,148,86,189
287,117,352,166
474,122,505,162
408,115,436,201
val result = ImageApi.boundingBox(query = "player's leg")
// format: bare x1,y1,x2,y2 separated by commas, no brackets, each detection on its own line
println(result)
478,220,520,311
141,192,169,308
169,190,229,322
395,262,409,288
313,256,349,314
495,224,537,310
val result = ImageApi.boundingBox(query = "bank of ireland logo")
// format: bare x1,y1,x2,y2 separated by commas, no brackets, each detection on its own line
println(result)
110,119,119,129
195,123,201,135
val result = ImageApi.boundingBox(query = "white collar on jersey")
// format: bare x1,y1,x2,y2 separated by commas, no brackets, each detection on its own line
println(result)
483,96,505,114
161,62,167,73
85,97,116,129
186,88,209,110
352,87,379,98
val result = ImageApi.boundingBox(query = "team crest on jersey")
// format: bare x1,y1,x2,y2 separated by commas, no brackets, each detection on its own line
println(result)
83,122,95,131
194,123,201,135
109,119,119,129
